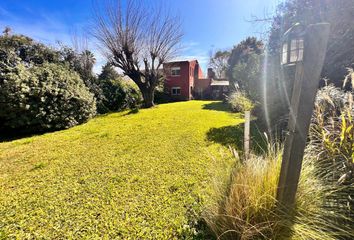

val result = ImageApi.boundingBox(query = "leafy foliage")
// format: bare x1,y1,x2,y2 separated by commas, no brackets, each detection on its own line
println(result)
227,37,263,84
232,53,263,101
0,34,60,65
0,101,241,238
262,0,354,135
209,50,230,78
268,0,354,85
97,63,142,113
227,91,255,113
0,50,96,134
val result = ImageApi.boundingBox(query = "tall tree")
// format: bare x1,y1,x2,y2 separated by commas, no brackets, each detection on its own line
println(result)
209,50,230,78
92,0,183,108
268,0,354,84
2,27,11,36
78,50,96,82
98,62,120,82
227,37,264,92
261,0,354,134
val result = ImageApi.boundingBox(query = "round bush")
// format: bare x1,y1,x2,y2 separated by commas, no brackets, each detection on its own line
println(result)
0,59,96,133
98,79,142,113
227,91,254,112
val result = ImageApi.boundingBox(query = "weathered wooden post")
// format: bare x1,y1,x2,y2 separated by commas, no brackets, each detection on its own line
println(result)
276,23,331,209
244,111,251,159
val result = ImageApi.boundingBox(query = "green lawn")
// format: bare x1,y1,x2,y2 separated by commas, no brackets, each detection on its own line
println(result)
0,101,243,239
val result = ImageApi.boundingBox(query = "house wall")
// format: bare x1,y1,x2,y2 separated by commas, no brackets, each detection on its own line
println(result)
164,60,201,100
194,78,212,99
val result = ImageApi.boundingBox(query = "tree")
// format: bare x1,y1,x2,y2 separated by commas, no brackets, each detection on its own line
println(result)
2,27,11,36
232,53,262,101
97,62,141,113
92,0,183,108
78,50,96,82
98,62,120,82
259,0,354,135
0,46,96,134
267,0,354,85
209,50,230,78
226,37,264,94
227,37,264,84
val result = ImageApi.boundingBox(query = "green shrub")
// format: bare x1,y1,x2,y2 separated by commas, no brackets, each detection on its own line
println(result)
227,91,254,112
204,144,354,239
97,63,142,114
98,78,142,113
0,55,96,133
0,34,60,65
154,84,170,104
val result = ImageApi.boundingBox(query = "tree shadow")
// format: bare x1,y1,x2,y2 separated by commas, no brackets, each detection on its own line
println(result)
206,125,244,150
206,122,268,154
122,108,139,116
202,102,232,113
0,130,48,143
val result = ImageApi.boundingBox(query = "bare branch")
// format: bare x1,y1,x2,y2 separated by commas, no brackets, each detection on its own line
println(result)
91,0,183,107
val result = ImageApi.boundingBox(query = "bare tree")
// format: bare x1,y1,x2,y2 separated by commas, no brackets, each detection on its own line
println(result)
2,26,11,36
209,50,230,78
92,0,183,108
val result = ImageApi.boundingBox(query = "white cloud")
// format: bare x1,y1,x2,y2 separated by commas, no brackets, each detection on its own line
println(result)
0,6,208,75
0,6,107,74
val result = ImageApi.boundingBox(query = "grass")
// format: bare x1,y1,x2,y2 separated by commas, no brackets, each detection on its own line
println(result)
0,101,244,239
205,144,354,240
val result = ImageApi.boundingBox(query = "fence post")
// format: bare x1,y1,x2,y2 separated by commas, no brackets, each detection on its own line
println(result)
276,23,331,209
244,111,251,159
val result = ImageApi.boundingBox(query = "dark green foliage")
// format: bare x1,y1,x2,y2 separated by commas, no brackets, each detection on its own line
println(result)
153,81,170,104
97,63,142,113
263,0,354,135
58,45,102,105
227,37,263,85
268,0,354,84
0,51,96,134
0,34,60,65
232,53,263,102
226,37,264,109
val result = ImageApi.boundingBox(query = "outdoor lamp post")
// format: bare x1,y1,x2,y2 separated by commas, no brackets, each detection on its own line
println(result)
281,23,305,66
276,22,330,210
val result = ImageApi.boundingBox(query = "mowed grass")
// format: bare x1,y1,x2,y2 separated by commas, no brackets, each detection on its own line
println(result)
0,101,243,239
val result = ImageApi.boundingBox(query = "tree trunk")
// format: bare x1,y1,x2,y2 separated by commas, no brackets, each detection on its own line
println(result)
141,88,155,108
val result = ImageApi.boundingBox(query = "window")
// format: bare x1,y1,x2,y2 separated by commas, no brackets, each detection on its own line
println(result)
171,87,181,95
281,43,288,65
281,39,304,65
171,67,181,76
290,39,304,63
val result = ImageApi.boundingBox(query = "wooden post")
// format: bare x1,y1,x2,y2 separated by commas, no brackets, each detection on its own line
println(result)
276,23,331,209
244,111,251,159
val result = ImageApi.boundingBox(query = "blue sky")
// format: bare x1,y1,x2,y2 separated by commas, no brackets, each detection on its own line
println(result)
0,0,282,74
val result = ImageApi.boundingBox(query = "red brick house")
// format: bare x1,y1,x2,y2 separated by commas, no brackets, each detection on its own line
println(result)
163,60,229,100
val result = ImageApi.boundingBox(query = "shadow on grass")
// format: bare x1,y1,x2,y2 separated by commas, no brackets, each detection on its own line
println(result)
206,122,268,154
123,108,139,115
206,125,244,150
202,102,232,113
0,130,48,143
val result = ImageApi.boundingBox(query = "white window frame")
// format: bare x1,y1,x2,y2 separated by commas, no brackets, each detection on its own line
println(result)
171,67,181,76
171,87,181,96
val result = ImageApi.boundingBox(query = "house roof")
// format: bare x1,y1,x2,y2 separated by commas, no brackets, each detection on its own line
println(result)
164,59,198,64
210,80,229,86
